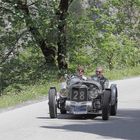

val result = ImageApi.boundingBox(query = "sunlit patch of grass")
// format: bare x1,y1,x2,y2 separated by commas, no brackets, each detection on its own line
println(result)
105,66,140,80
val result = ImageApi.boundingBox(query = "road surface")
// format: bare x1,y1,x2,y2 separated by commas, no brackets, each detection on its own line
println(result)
0,77,140,140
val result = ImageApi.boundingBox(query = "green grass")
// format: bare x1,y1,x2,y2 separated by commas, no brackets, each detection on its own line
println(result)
105,66,140,80
0,66,140,109
0,82,59,109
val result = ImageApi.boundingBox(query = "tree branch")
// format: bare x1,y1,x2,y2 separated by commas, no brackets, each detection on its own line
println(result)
68,0,73,6
1,29,28,64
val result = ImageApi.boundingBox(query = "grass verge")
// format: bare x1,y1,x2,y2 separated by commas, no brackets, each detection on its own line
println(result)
0,82,59,109
0,66,140,109
105,66,140,80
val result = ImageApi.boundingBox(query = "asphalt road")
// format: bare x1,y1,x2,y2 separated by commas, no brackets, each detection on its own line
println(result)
0,77,140,140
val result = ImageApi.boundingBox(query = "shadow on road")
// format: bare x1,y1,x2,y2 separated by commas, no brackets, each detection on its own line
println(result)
39,109,140,140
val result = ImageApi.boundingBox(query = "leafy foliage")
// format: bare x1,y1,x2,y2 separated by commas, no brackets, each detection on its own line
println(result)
67,0,140,71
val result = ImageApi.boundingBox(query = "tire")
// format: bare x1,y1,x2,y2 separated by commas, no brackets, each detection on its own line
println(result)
110,85,118,116
110,100,117,116
48,88,57,118
60,109,67,114
102,90,111,120
60,98,67,114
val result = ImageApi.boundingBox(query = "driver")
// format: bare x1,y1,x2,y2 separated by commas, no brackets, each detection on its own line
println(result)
91,67,109,89
77,66,87,80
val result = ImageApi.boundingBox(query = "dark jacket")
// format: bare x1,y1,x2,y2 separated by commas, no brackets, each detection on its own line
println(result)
91,75,109,89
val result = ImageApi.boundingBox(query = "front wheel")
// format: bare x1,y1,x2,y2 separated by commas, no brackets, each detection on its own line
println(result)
48,87,57,118
102,90,111,120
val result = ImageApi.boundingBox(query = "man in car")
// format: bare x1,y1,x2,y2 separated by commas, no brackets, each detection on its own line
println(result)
91,67,109,89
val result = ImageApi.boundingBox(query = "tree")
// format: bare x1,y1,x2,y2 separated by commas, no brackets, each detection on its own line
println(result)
56,0,73,70
0,0,74,69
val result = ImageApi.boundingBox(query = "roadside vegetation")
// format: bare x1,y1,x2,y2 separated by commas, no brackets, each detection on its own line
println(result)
0,65,140,109
0,0,140,109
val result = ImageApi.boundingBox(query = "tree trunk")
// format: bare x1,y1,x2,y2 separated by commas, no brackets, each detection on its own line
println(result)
17,0,56,65
56,0,70,70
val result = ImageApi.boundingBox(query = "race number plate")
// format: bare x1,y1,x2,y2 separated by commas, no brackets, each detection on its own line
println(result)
71,88,87,102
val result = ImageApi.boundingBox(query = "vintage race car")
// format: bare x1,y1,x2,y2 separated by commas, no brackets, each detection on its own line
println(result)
48,75,118,120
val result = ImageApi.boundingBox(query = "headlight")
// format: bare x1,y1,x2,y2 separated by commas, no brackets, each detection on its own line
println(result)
89,88,99,99
60,88,68,97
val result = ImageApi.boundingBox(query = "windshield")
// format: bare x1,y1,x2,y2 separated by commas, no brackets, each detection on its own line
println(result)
67,76,81,86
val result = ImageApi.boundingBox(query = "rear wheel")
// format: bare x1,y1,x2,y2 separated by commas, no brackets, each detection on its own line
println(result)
110,101,117,116
48,87,57,118
102,90,111,120
59,98,67,114
110,85,118,116
60,109,67,114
